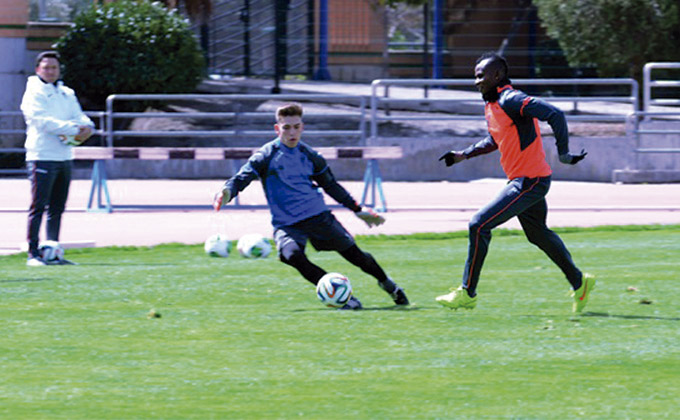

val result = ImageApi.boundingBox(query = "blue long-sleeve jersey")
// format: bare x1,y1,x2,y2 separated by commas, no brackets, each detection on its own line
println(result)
223,138,361,228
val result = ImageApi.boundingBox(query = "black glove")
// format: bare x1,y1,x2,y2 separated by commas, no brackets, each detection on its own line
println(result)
559,149,587,165
439,151,461,167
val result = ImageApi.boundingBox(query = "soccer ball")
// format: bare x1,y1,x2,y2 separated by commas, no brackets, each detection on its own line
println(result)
236,233,272,259
316,272,353,308
39,240,64,263
204,233,231,258
58,135,81,146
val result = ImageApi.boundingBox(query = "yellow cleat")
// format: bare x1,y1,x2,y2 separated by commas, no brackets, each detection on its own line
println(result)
572,273,596,313
436,286,477,310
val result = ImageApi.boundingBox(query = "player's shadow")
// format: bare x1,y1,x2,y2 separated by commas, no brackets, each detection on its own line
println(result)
0,277,52,283
76,263,180,267
582,311,680,322
292,305,424,313
359,305,424,311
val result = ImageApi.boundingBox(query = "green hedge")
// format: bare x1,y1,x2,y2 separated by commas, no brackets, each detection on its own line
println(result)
56,0,205,108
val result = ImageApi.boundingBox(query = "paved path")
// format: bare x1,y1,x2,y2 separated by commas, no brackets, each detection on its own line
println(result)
1,178,678,255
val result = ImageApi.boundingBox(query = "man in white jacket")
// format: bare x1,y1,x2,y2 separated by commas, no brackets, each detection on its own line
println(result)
21,51,94,266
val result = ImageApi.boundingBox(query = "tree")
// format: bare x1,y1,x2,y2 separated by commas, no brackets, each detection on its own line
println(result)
56,0,205,108
165,0,212,24
387,2,428,46
532,0,680,81
98,0,213,56
162,0,212,55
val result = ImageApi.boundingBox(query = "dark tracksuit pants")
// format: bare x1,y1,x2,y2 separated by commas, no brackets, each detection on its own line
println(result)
26,160,72,257
463,176,582,295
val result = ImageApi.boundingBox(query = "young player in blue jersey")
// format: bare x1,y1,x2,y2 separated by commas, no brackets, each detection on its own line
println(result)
213,103,409,309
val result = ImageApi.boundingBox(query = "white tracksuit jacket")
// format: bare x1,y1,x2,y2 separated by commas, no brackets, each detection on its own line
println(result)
20,75,94,162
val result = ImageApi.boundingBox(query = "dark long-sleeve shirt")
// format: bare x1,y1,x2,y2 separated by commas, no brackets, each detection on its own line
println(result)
223,138,360,228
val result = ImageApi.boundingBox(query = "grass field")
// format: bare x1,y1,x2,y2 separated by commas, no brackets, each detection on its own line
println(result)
1,225,679,419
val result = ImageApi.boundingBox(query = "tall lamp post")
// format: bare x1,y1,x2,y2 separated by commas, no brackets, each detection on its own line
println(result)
433,0,443,79
272,0,290,93
240,0,251,76
313,0,331,80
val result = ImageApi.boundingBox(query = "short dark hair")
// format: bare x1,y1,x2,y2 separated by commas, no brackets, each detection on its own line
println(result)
476,52,508,79
276,103,303,120
36,51,60,67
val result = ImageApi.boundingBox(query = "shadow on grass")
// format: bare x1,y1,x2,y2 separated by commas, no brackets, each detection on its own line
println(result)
292,305,426,313
358,306,426,312
75,263,180,267
0,277,52,283
583,311,680,322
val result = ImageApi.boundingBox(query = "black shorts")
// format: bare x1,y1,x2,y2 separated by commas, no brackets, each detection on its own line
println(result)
274,211,355,254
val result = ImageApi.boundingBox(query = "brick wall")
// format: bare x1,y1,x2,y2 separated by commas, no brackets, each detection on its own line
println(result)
329,0,385,53
0,0,29,37
26,22,71,51
326,0,388,81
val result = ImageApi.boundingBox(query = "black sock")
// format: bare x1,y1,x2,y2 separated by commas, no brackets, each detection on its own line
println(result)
279,242,326,285
339,245,388,283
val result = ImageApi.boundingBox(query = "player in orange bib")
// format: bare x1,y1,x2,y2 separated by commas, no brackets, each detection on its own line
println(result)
436,52,594,313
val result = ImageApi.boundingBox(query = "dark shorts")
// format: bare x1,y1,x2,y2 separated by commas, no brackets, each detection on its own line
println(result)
274,211,355,254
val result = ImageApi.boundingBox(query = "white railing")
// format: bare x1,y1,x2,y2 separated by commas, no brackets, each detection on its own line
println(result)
624,110,680,176
627,111,680,153
0,111,106,175
104,93,367,147
100,93,372,212
643,62,680,111
370,78,639,139
7,75,680,182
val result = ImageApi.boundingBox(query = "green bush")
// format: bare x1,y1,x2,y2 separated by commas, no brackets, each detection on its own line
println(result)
533,0,680,80
55,0,205,108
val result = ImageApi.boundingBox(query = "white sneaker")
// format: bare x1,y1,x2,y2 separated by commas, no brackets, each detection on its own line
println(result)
27,257,47,267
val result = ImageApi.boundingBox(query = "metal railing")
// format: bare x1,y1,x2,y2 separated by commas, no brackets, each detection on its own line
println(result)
95,93,368,212
0,111,106,175
4,76,676,181
643,62,680,111
627,111,680,152
0,111,27,136
1,94,366,177
105,93,367,147
0,110,28,174
370,78,639,139
626,110,680,173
